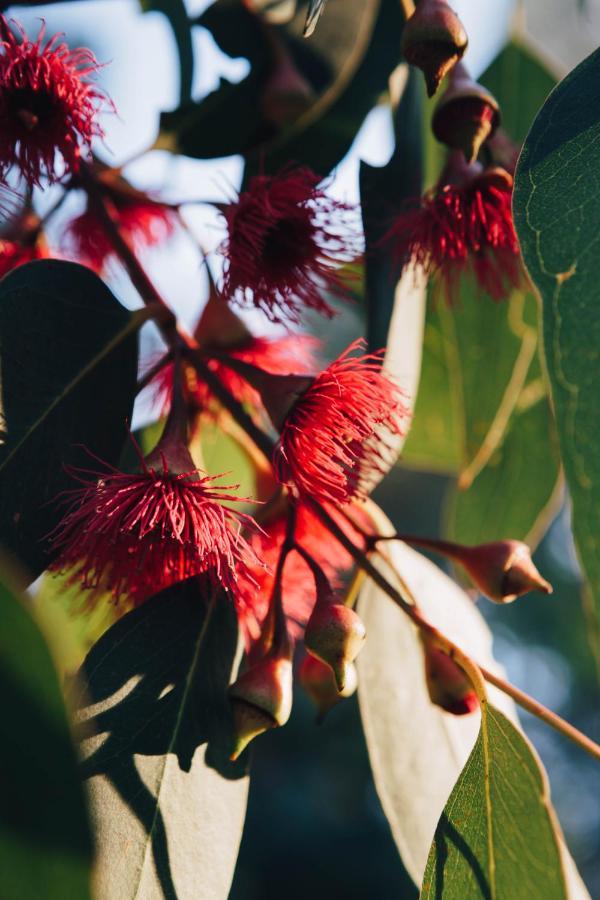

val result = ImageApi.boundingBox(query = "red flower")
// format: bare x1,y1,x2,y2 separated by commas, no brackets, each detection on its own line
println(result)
219,167,360,324
49,447,260,603
387,159,522,302
273,340,409,505
235,503,358,646
0,235,47,279
155,333,319,417
0,18,107,185
65,198,175,272
0,207,49,279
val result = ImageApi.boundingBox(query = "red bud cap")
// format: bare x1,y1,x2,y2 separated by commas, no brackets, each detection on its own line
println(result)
422,636,478,715
261,32,315,128
228,654,294,759
299,653,357,720
304,602,366,691
401,0,468,97
459,540,553,604
432,62,500,162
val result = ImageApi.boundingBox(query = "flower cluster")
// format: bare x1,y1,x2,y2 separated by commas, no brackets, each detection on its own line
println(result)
4,8,556,764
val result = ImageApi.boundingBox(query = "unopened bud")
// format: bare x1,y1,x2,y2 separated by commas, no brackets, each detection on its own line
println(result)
299,653,357,720
432,62,499,162
401,0,468,97
228,654,293,759
304,602,366,691
421,636,478,715
458,540,553,604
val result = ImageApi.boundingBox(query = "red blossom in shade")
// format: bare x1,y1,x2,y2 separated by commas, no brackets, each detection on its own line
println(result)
0,19,108,185
155,333,319,418
387,156,522,303
235,503,362,646
0,207,49,279
0,234,47,278
49,444,260,603
273,339,409,505
64,197,175,272
219,166,360,324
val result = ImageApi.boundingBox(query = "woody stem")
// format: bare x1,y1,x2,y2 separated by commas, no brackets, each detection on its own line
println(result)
91,169,600,763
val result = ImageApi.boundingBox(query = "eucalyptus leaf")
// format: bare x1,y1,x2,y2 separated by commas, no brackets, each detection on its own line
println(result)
0,570,93,900
513,47,600,629
75,579,249,900
0,260,138,577
357,505,517,886
421,706,573,900
357,505,588,898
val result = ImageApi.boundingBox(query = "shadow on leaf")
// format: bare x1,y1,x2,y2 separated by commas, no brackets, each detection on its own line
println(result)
72,577,247,900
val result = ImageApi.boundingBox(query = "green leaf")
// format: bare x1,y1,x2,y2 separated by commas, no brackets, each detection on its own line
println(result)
0,260,139,576
448,391,562,546
75,579,249,900
0,569,92,900
403,41,562,544
178,0,404,175
356,504,518,886
421,705,569,900
252,0,405,175
513,48,600,625
141,0,194,105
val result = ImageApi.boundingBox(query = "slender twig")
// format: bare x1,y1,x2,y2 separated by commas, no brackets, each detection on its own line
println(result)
84,166,600,764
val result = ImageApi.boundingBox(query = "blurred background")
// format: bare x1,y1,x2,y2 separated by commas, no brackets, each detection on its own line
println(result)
8,0,600,895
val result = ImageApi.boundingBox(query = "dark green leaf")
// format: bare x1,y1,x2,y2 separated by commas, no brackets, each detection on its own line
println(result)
251,0,404,175
0,570,92,900
176,0,404,175
513,48,600,625
421,705,569,900
75,579,249,900
0,260,139,576
141,0,194,105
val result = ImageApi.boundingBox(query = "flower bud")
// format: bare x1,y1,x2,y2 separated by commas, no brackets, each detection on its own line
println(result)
421,636,478,715
299,653,357,720
304,602,366,691
458,540,553,604
432,62,499,162
261,36,315,128
228,654,293,759
401,0,468,97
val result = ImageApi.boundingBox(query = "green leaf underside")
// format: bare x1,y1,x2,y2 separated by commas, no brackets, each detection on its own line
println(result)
402,41,561,545
75,579,249,900
0,260,138,576
421,705,567,900
0,573,92,900
513,47,600,629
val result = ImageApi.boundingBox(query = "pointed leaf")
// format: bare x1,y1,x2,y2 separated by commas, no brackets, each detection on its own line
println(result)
0,569,93,900
513,47,600,627
0,260,139,576
75,579,249,900
357,505,587,897
357,504,517,886
421,706,576,900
